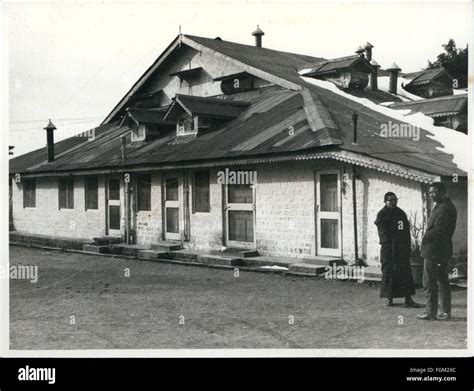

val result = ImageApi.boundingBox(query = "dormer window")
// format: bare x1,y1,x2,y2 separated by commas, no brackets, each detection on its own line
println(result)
177,114,197,136
131,124,147,142
164,94,250,137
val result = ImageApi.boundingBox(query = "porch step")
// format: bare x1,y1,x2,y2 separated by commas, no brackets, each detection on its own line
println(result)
92,236,122,246
151,240,183,252
361,266,382,282
288,263,327,276
211,248,259,258
197,254,244,267
300,255,345,267
166,250,200,262
83,244,110,254
241,256,300,268
108,244,150,257
137,250,167,261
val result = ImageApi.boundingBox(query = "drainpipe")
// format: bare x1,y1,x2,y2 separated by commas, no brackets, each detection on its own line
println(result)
124,173,130,244
351,112,359,264
352,165,359,265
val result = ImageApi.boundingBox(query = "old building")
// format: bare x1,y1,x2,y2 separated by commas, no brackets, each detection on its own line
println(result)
402,68,454,98
389,94,468,134
9,31,468,267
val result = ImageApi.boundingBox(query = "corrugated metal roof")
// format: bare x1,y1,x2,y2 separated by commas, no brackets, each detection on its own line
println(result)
299,55,374,76
9,36,465,178
389,94,467,117
164,94,250,120
406,67,451,87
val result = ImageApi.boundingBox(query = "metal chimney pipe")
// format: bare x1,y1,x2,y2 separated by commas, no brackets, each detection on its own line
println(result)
387,63,402,94
252,25,265,48
352,112,358,144
43,119,57,162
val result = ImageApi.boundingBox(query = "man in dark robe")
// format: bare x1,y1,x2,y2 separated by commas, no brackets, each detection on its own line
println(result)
374,192,420,307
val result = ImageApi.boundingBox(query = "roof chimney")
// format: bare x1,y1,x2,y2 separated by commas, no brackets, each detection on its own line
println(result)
43,119,56,162
364,42,373,62
369,59,380,91
387,63,402,94
252,25,264,48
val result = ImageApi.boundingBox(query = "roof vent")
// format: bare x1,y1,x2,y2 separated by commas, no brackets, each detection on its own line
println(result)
252,25,264,48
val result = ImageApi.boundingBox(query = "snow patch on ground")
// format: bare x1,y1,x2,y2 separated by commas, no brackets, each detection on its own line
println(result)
301,77,469,172
260,265,289,271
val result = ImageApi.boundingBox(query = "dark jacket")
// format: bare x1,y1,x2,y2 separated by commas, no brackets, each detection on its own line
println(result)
421,197,457,259
375,206,415,298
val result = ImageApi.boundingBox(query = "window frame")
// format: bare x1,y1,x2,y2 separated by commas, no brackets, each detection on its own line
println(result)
136,174,152,212
85,176,99,211
23,179,36,208
58,177,74,210
192,170,210,213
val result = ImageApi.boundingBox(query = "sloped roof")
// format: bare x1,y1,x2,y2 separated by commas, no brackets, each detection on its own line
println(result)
124,108,174,125
298,55,374,77
164,94,250,120
10,35,466,179
406,67,452,87
389,94,467,117
184,35,326,87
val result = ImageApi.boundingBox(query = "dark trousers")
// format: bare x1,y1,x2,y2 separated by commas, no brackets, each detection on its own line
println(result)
423,258,451,317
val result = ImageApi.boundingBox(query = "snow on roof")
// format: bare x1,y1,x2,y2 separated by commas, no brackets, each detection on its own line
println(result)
301,76,469,172
378,76,422,101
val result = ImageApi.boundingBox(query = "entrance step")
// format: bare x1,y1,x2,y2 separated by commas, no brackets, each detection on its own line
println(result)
197,254,244,267
241,256,300,268
83,244,110,254
166,250,200,262
92,236,122,246
361,266,382,282
151,240,183,252
300,255,345,267
288,263,327,276
108,244,150,257
138,250,167,261
210,248,259,258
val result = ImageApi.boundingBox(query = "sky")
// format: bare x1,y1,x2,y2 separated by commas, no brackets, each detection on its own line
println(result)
3,0,472,156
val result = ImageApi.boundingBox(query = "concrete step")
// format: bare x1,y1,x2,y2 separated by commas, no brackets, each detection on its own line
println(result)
92,236,122,246
108,244,150,257
288,263,327,276
211,248,259,258
197,254,244,267
362,266,382,280
300,255,345,267
83,244,110,254
242,256,299,268
166,250,200,262
151,240,183,252
137,250,167,261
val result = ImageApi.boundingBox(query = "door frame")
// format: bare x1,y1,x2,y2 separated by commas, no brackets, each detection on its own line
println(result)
223,183,256,249
315,169,342,257
106,176,122,237
162,173,182,241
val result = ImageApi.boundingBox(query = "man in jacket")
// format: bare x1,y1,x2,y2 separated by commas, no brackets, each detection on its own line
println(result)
417,182,457,321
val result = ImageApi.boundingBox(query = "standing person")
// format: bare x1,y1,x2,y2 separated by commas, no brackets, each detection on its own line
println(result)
375,192,420,307
417,182,457,321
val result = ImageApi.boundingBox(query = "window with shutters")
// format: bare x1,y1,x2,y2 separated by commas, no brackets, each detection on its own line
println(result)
137,174,151,211
59,178,74,209
23,179,36,208
193,171,210,213
85,176,98,210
